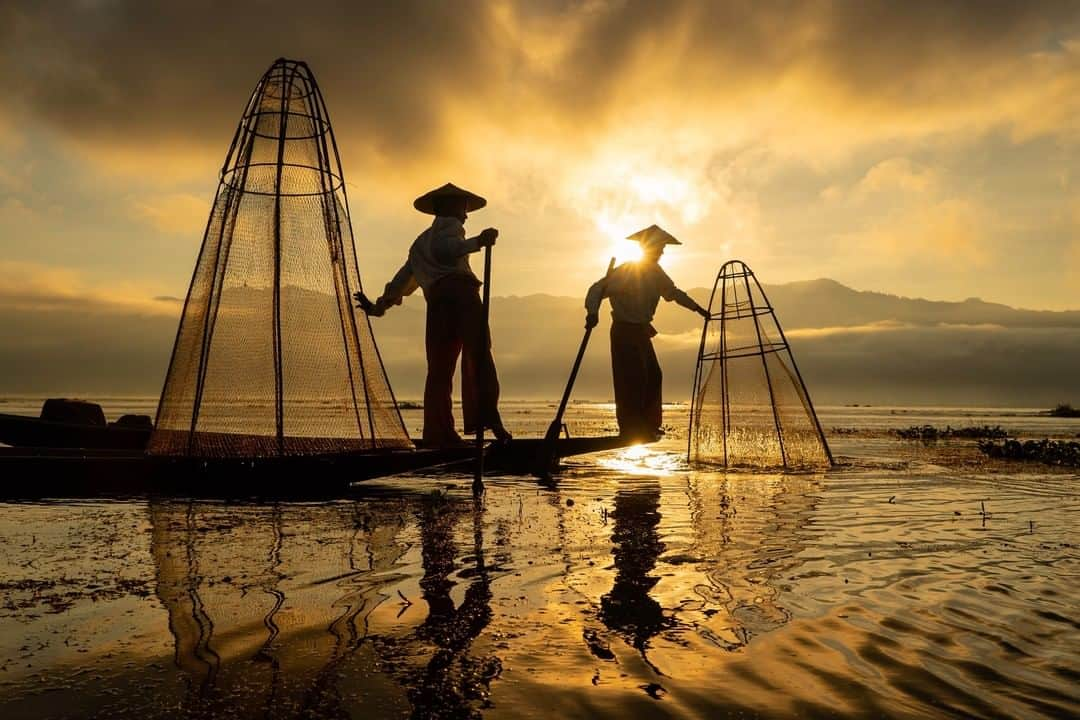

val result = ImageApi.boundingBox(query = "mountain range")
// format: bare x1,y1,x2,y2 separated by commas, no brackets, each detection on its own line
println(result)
1,278,1077,406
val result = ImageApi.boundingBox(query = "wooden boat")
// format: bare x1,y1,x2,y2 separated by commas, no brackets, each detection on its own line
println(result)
0,434,642,500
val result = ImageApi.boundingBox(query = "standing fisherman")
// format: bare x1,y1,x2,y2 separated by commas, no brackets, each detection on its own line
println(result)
356,183,510,447
585,224,709,440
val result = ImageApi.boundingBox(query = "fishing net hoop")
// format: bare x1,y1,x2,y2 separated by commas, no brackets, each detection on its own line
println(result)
148,58,410,458
687,260,832,469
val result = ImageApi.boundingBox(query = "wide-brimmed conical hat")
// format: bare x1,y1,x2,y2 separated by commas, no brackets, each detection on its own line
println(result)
413,182,487,215
626,224,681,246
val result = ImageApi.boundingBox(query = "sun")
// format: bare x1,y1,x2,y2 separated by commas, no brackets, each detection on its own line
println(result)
592,210,643,267
585,166,701,268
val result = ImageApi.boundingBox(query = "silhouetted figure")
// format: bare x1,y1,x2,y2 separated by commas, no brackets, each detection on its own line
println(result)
600,484,673,665
585,225,709,439
358,183,510,447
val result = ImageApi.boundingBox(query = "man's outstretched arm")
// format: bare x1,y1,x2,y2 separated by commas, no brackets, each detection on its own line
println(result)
354,261,418,317
658,269,709,319
669,287,709,319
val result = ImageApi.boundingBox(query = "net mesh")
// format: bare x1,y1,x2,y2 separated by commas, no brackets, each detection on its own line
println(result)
148,59,411,457
689,260,831,469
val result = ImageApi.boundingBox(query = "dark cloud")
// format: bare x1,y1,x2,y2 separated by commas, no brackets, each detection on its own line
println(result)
2,0,503,157
546,0,1080,119
3,0,1078,164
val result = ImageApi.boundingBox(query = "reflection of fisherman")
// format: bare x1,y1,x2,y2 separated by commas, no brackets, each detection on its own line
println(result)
357,183,510,447
409,496,497,718
585,225,709,439
600,484,672,657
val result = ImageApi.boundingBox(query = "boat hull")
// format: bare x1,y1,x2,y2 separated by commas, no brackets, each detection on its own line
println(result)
0,435,641,499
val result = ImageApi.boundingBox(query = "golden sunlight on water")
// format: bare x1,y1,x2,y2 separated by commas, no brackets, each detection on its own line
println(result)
596,443,682,476
0,463,1075,716
0,408,1077,718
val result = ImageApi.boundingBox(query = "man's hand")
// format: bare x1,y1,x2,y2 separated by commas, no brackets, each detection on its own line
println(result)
695,305,710,320
478,227,498,248
354,291,385,317
585,312,599,329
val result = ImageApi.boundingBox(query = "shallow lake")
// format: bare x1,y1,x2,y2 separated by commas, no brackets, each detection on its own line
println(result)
0,403,1077,718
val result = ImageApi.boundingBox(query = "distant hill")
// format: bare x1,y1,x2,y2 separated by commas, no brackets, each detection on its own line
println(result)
755,278,1080,330
1,278,1078,406
481,279,1080,343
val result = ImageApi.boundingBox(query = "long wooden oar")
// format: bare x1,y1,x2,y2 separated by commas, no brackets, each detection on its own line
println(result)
537,257,616,476
474,242,493,495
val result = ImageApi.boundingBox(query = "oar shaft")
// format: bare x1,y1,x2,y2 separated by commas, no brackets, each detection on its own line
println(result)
475,244,493,490
544,327,592,441
538,257,615,474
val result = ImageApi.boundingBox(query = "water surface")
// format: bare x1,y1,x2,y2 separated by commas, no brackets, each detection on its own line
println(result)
0,404,1077,718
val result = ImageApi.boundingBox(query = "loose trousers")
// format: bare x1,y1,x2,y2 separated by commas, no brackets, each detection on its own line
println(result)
610,321,662,438
423,275,503,445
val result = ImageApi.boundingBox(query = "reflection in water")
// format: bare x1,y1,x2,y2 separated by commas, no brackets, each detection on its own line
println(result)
387,495,499,720
599,483,673,670
597,443,682,476
148,494,500,719
253,504,283,716
148,500,415,717
150,502,220,697
2,443,1076,719
680,473,818,652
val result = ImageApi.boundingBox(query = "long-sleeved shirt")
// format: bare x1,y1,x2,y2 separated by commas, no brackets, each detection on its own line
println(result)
585,261,698,324
375,216,482,307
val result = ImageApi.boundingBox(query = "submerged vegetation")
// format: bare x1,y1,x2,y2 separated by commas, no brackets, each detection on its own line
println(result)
895,425,1007,441
978,438,1080,468
1048,403,1080,418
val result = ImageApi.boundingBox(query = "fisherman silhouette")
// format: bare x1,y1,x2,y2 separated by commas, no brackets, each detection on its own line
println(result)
356,183,510,447
585,225,709,440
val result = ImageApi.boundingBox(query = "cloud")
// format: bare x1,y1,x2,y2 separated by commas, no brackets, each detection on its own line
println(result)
129,192,208,236
654,329,706,350
786,320,916,339
1067,197,1080,282
821,157,937,204
0,260,182,316
1,0,1079,314
855,158,937,196
0,164,28,194
5,1,1080,174
785,320,1011,339
833,197,991,268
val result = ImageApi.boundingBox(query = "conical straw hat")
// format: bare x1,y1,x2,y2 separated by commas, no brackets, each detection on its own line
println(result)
413,182,487,215
626,224,681,246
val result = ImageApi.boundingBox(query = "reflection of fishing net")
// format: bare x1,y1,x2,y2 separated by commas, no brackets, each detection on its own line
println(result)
148,58,410,457
688,261,831,468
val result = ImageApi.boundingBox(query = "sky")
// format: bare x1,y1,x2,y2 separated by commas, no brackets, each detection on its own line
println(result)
2,0,1080,311
1,1,1080,402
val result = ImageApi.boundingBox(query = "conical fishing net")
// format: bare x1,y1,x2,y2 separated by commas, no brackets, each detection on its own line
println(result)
148,58,411,457
688,261,831,468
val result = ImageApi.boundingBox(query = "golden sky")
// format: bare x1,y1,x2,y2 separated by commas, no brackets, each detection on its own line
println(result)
2,0,1080,313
